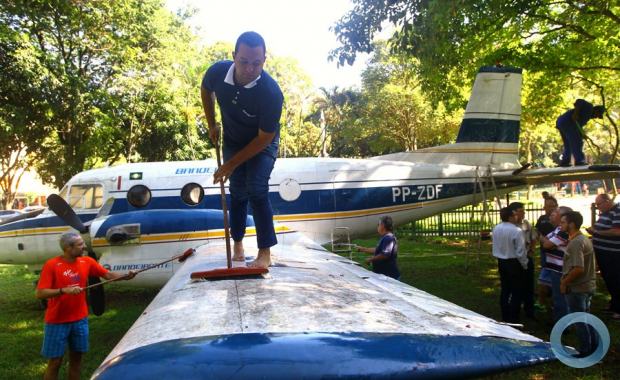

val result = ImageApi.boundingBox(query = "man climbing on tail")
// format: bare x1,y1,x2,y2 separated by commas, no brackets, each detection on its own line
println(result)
556,99,604,167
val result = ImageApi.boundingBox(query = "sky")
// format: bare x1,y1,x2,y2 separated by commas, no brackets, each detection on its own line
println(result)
166,0,368,90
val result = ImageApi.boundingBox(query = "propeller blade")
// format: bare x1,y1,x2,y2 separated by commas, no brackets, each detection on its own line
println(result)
87,249,105,316
47,194,88,233
0,208,45,226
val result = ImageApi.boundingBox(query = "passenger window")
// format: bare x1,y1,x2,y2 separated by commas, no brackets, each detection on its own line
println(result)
68,184,104,209
181,183,204,206
127,185,151,208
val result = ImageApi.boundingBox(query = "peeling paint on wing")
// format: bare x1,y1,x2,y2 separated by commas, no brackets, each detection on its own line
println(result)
95,232,555,378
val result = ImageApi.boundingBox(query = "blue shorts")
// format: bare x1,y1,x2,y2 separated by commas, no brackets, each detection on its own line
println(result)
538,268,553,286
41,318,89,358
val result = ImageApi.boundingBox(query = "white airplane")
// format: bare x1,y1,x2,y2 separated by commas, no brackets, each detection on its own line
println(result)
1,66,617,378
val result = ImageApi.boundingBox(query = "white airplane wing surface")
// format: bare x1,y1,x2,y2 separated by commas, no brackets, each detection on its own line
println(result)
494,164,620,186
92,231,555,379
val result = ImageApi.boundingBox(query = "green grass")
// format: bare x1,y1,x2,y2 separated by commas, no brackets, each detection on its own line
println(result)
1,237,618,379
0,265,158,379
350,237,620,379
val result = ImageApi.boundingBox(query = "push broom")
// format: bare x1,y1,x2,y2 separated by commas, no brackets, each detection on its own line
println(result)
190,136,269,280
82,248,195,290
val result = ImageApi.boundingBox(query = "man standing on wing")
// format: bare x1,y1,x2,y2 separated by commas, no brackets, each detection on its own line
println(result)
555,99,604,167
201,31,284,268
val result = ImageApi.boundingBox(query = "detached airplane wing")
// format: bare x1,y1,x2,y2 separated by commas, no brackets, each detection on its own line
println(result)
494,164,620,186
92,231,555,379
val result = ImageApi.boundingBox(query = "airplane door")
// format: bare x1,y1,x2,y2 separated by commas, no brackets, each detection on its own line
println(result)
331,166,369,237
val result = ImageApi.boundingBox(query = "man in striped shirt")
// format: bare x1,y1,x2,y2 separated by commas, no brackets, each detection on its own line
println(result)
535,195,558,308
586,193,620,320
540,206,572,322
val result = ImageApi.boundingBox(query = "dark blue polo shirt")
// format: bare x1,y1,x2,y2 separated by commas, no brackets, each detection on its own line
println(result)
202,61,283,157
373,233,400,279
557,99,594,129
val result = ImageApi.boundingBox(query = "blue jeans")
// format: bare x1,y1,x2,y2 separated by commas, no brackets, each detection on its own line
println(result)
549,271,568,321
224,146,277,249
565,292,597,355
557,122,585,165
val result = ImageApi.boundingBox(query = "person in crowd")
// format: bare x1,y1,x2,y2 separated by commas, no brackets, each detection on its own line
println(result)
535,194,558,310
560,211,597,357
508,202,536,319
582,183,589,197
492,207,528,323
539,206,572,322
357,216,401,280
586,193,620,320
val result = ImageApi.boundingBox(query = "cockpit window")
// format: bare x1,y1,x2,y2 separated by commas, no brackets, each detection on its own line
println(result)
127,185,151,208
68,184,104,209
181,183,204,206
58,185,68,202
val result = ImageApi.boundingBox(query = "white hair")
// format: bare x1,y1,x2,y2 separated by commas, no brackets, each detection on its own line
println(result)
59,232,81,250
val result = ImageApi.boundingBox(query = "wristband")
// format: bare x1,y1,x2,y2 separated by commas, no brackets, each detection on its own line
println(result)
58,288,63,295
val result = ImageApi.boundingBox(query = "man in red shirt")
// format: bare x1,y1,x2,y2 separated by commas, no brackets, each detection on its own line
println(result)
36,232,135,380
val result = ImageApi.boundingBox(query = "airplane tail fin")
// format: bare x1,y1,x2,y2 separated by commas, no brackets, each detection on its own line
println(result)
375,66,522,170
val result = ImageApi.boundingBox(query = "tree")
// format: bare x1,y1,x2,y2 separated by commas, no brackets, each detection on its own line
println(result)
331,0,619,163
264,56,317,158
0,0,202,189
0,24,51,208
310,87,363,157
358,43,460,154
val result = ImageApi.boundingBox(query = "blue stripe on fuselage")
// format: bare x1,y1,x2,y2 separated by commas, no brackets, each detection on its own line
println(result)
0,181,516,236
94,210,254,238
92,332,555,379
108,182,488,216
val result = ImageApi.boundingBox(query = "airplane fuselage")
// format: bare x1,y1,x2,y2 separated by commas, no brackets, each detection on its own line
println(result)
0,156,518,286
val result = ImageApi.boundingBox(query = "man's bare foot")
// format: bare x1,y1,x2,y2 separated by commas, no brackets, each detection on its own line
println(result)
232,241,245,262
248,248,271,268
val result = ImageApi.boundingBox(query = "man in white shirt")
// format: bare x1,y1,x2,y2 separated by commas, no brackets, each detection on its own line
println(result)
508,201,536,318
492,207,528,323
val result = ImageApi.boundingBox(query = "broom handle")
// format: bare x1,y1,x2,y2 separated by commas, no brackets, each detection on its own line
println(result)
82,250,192,290
215,140,233,269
